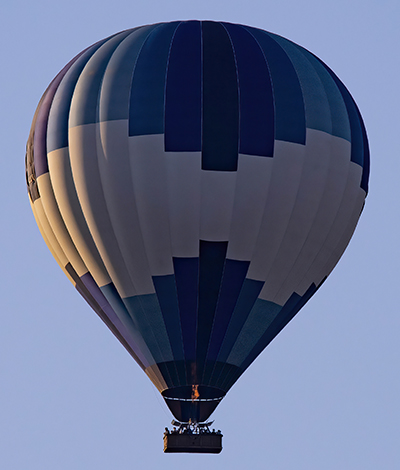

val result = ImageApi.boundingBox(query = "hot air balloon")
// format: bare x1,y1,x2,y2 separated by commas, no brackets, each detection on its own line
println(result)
26,20,369,453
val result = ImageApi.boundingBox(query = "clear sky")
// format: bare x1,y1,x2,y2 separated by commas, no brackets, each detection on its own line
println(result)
2,1,399,469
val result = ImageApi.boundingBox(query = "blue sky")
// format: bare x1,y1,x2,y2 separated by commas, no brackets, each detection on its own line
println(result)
2,1,399,468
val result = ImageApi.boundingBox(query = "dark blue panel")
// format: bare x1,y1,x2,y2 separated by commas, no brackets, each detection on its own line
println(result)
328,74,364,166
269,33,333,136
217,365,243,391
47,39,109,153
76,272,148,369
69,31,132,128
211,297,281,389
206,259,250,360
173,257,199,360
358,106,370,194
214,278,264,363
244,27,306,145
100,283,156,367
129,22,180,136
157,361,179,388
202,21,239,171
218,362,243,391
33,49,88,177
196,241,228,379
217,297,281,381
152,274,185,361
317,57,369,185
99,25,157,122
123,294,173,368
288,40,351,142
223,23,274,157
164,21,202,152
239,283,318,372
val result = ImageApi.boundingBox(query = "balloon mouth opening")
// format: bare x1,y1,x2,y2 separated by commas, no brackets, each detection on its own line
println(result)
162,386,226,423
162,385,225,401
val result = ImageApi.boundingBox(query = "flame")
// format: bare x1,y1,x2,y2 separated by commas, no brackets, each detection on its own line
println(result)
191,384,200,402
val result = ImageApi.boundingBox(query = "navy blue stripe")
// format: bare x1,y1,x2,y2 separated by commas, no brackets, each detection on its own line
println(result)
205,361,225,387
223,297,281,371
223,23,274,157
165,21,202,152
75,272,147,369
202,21,239,171
214,278,264,363
149,361,188,388
129,22,180,136
152,274,185,361
316,56,368,175
288,40,352,142
122,294,173,366
173,257,199,360
206,259,250,360
69,31,132,128
99,25,158,122
100,283,156,367
157,361,179,388
358,106,370,194
308,54,369,193
269,33,333,137
239,283,318,372
245,27,306,145
327,73,364,167
196,241,228,378
217,362,243,391
47,39,109,153
34,50,88,176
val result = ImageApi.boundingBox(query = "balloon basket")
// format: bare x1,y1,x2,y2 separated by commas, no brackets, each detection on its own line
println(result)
163,421,222,454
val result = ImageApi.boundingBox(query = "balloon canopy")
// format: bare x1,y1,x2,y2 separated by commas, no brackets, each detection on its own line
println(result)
26,21,369,423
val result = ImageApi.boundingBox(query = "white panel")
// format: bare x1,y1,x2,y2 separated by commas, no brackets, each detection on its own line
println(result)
32,198,70,276
98,120,154,295
297,162,364,292
227,154,274,261
30,199,72,283
200,170,237,241
321,187,365,279
312,181,365,288
165,151,202,258
275,132,351,300
260,130,343,304
37,173,87,277
129,134,174,276
69,123,136,298
48,147,111,287
247,140,305,282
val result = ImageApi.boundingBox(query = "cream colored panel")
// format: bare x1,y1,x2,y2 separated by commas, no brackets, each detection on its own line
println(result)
165,151,202,258
271,132,352,302
227,154,274,261
129,134,174,276
98,120,154,295
312,182,365,289
69,123,135,298
297,162,364,292
48,147,111,287
247,140,305,282
31,198,72,283
37,173,87,277
200,170,237,242
260,130,342,304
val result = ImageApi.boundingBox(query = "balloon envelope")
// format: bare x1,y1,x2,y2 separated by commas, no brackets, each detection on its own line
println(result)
26,21,369,423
